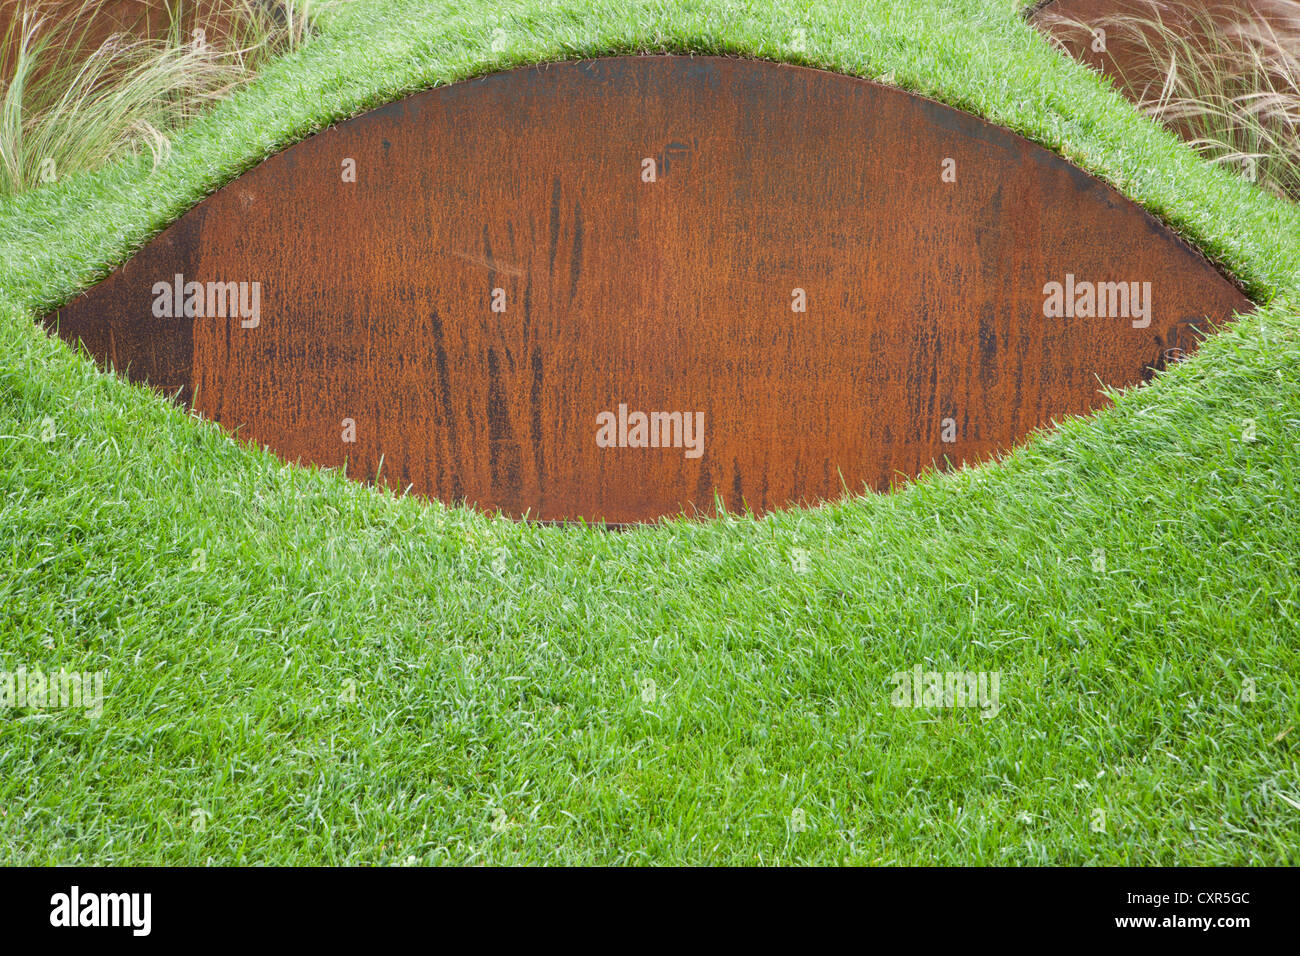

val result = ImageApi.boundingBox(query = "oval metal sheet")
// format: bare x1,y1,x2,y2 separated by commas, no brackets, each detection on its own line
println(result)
46,56,1253,523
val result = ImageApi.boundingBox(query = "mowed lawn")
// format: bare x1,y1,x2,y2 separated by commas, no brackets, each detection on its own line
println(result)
1,0,1298,864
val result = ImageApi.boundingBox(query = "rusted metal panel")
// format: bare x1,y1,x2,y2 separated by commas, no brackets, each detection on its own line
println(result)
46,56,1252,523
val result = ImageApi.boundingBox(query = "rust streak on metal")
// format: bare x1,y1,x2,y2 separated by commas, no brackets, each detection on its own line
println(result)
44,56,1253,523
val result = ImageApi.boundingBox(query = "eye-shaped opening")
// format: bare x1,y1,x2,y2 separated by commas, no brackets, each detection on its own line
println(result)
45,56,1253,524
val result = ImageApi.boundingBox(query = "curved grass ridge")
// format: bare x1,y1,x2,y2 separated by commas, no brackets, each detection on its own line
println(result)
0,0,1298,864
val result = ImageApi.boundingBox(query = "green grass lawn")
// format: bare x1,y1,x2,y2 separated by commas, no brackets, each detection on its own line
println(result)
1,0,1298,864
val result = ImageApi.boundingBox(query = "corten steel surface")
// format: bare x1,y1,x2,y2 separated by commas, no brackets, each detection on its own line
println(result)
46,56,1252,523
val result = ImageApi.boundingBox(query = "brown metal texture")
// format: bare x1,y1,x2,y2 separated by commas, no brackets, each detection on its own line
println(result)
45,56,1253,524
1030,0,1298,152
1,1,244,62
